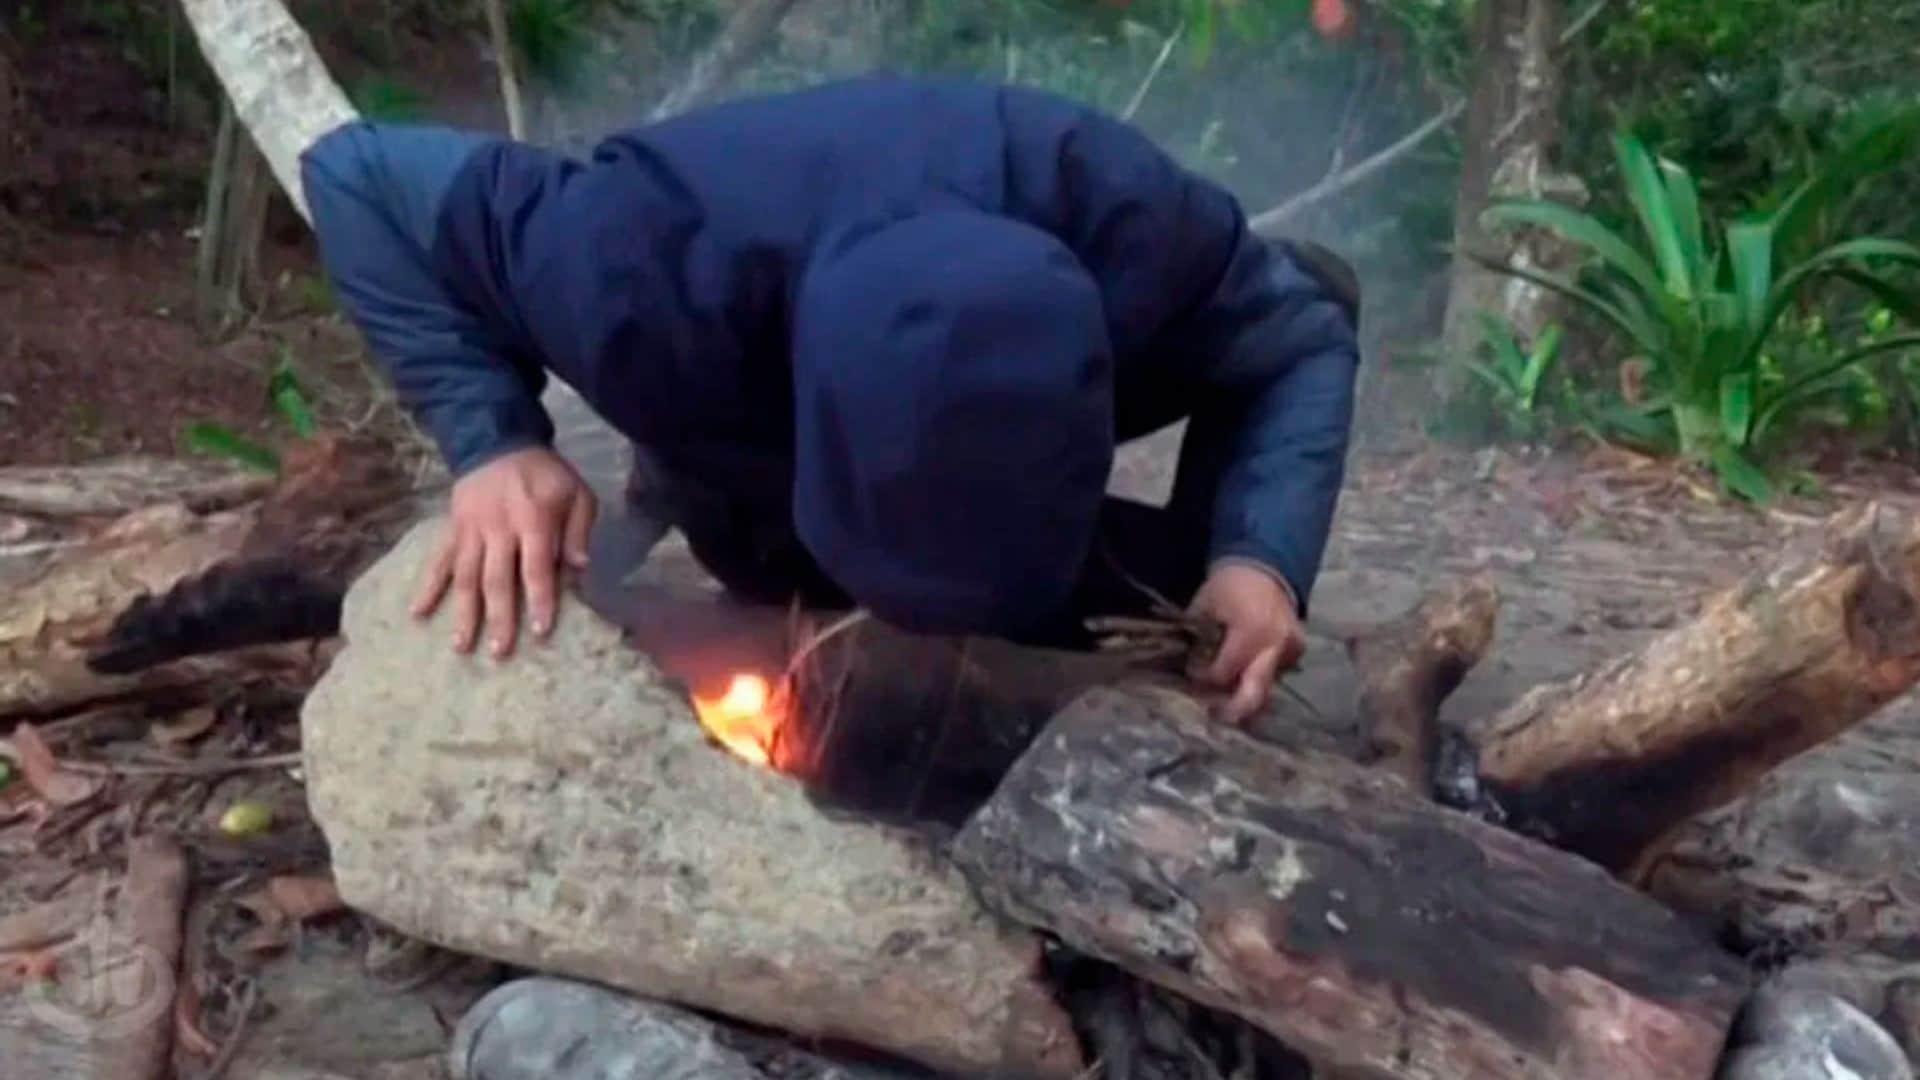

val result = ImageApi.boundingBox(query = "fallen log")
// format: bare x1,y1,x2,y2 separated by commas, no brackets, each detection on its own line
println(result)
1441,501,1920,875
0,456,271,518
300,519,1087,1078
951,684,1751,1080
0,437,412,720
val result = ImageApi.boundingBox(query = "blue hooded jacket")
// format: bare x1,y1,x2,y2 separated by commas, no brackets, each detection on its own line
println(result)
300,75,1358,636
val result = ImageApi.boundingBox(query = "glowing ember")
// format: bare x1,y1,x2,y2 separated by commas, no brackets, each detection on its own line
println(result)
692,673,782,767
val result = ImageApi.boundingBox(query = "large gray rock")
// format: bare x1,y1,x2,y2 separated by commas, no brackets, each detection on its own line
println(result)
301,519,1083,1078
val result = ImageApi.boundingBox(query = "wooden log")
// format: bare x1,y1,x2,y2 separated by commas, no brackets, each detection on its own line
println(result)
1444,501,1920,875
951,684,1751,1080
301,519,1087,1078
0,457,271,518
1347,573,1499,790
0,437,410,719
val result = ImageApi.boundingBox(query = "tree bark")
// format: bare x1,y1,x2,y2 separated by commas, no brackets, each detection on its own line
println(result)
952,685,1751,1080
177,0,359,222
1448,502,1920,877
1437,0,1579,393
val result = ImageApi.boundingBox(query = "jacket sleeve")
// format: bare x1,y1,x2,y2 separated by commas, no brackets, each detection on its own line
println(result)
1169,229,1360,616
300,121,554,477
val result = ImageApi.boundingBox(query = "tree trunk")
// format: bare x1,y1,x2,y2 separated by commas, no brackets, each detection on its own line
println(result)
177,0,359,222
195,95,275,339
1447,502,1920,877
952,684,1751,1080
1437,0,1580,395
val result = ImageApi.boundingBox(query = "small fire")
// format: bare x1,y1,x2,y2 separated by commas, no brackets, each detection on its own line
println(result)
692,673,784,767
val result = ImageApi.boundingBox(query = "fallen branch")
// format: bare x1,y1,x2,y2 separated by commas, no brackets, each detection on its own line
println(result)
63,752,303,778
0,457,270,518
1348,573,1499,790
95,836,189,1080
1248,99,1464,236
1248,1,1610,236
1120,21,1185,122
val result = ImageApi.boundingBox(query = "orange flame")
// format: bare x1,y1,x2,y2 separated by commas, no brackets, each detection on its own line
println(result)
692,673,783,767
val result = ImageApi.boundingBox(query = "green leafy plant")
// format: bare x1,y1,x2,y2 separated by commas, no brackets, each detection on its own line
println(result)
1476,128,1920,500
180,351,319,474
1465,314,1566,440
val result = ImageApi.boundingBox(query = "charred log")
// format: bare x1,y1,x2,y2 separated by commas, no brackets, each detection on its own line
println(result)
0,437,413,719
1445,501,1920,876
953,684,1751,1080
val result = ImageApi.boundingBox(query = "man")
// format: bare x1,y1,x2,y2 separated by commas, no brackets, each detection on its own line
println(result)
301,74,1359,725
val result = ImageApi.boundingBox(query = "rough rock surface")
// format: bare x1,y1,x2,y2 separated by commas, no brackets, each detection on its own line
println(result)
301,518,1083,1078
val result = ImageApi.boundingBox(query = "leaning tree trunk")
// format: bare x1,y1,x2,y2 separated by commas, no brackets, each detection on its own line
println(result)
1437,0,1582,395
178,0,358,222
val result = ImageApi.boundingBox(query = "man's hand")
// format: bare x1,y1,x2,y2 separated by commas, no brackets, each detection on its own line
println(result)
1187,562,1306,725
413,446,597,658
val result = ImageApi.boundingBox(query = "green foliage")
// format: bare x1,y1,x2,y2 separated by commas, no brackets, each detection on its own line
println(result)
1478,127,1920,499
182,422,281,473
349,75,429,122
179,352,320,475
1464,315,1566,439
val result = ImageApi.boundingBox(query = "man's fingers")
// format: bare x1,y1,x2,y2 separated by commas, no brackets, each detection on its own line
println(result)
481,532,520,658
1222,645,1283,726
450,538,484,654
563,490,596,569
520,521,560,640
1194,623,1260,689
411,529,457,619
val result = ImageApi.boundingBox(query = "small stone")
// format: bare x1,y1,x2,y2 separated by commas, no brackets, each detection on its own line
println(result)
1728,987,1911,1080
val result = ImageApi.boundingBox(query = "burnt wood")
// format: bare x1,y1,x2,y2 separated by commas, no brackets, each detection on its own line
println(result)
953,684,1751,1080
